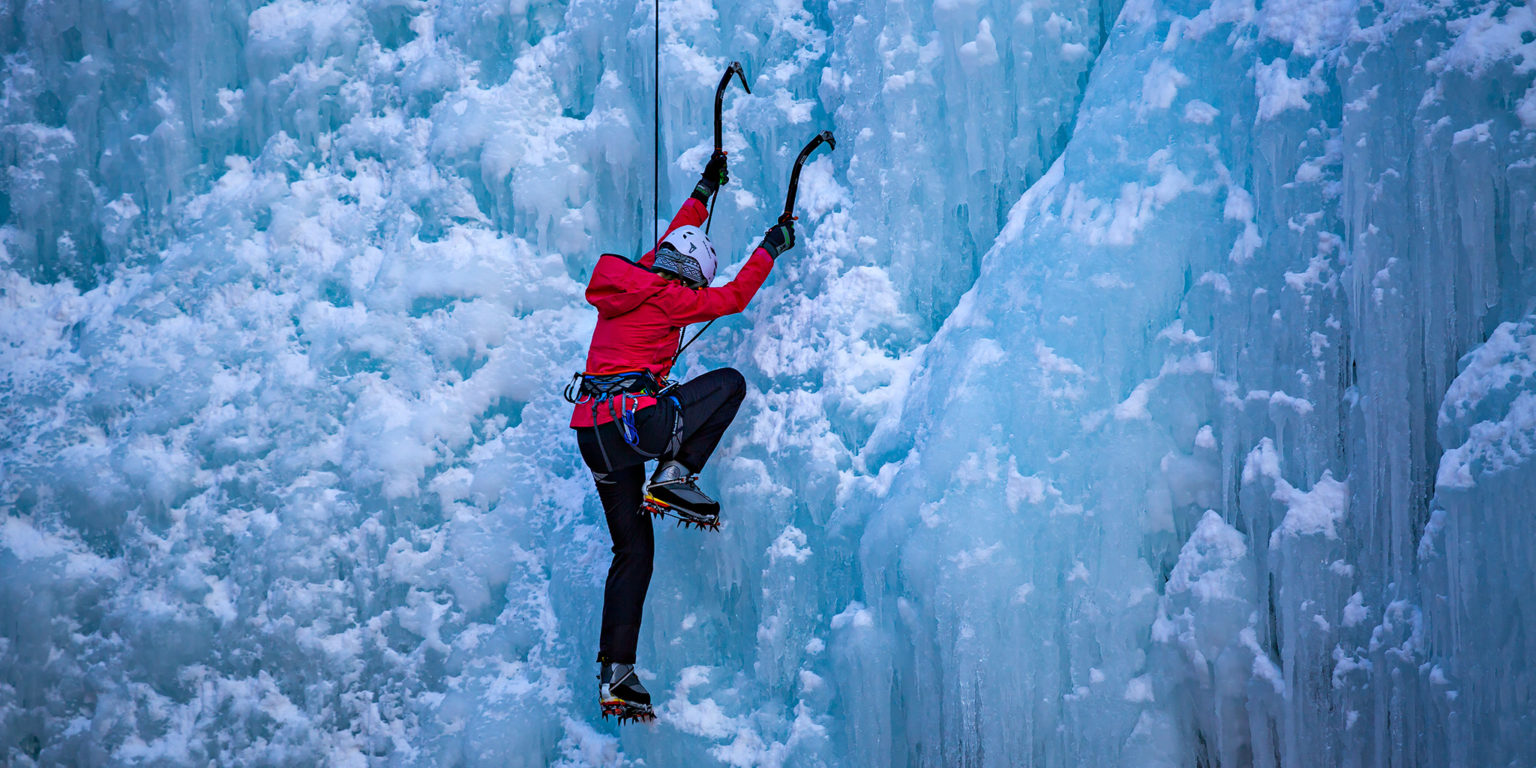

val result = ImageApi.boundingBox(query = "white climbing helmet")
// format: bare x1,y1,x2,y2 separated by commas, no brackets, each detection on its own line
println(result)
654,225,717,287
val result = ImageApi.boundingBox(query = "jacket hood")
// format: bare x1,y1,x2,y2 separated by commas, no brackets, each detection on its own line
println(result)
585,253,668,318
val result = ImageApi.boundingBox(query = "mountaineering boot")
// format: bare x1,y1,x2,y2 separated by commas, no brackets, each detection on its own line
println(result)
599,662,655,723
644,460,721,530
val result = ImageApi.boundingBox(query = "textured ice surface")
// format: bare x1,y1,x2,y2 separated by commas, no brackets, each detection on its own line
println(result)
2,0,1534,766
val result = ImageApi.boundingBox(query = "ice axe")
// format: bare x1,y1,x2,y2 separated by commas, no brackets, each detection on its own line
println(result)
672,62,751,359
780,130,836,226
705,62,750,234
713,61,749,155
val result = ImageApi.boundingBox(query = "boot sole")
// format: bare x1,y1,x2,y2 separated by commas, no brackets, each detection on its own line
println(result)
642,495,721,531
601,696,656,724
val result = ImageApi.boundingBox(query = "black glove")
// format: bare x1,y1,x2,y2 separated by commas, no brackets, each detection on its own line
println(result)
691,151,729,202
759,220,795,258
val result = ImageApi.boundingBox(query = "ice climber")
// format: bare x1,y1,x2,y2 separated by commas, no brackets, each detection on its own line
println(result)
565,150,794,723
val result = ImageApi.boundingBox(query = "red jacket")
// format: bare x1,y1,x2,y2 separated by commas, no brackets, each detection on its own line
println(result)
570,197,775,428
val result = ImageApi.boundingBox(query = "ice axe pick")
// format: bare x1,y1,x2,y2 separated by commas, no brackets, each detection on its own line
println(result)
780,130,836,226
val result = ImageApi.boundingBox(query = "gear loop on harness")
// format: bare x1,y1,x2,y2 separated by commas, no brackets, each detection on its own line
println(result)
564,370,685,471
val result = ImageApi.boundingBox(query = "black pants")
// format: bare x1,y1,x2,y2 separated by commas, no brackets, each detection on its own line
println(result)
575,367,746,664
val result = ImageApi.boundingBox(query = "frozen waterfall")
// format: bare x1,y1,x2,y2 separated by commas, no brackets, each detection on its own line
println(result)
2,0,1533,765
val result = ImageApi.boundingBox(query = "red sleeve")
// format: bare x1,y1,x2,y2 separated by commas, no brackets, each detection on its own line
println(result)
653,249,775,325
640,197,711,266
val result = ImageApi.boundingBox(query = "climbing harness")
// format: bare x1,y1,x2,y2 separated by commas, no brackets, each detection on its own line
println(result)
563,370,684,470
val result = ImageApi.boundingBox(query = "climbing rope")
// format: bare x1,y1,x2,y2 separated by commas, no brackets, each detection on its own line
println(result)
675,318,715,359
653,0,660,248
655,1,710,364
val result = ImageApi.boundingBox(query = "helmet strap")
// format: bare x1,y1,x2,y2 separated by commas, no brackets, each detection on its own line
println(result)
653,244,705,288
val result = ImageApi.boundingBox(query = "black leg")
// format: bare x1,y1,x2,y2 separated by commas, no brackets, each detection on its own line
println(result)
591,463,652,664
669,367,746,472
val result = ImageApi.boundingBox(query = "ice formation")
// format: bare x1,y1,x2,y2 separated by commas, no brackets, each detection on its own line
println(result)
1,0,1533,765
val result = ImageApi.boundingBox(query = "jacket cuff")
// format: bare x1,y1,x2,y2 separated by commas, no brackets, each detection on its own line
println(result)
758,238,788,259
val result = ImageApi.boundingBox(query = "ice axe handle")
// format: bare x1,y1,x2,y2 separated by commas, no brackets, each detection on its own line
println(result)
780,130,836,224
713,62,750,153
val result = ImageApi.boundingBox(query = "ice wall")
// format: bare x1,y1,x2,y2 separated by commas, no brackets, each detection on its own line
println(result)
1420,314,1536,766
855,0,1536,765
2,0,1534,766
0,1,251,285
1,0,1119,763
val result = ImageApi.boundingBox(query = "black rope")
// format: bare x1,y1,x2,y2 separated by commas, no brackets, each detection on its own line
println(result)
653,0,660,249
656,1,724,363
676,318,716,359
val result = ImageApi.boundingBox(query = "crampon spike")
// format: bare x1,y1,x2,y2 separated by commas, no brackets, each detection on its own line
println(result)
601,699,656,724
642,495,720,531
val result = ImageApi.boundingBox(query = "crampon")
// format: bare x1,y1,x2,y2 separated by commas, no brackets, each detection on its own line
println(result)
600,697,656,724
642,494,721,531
